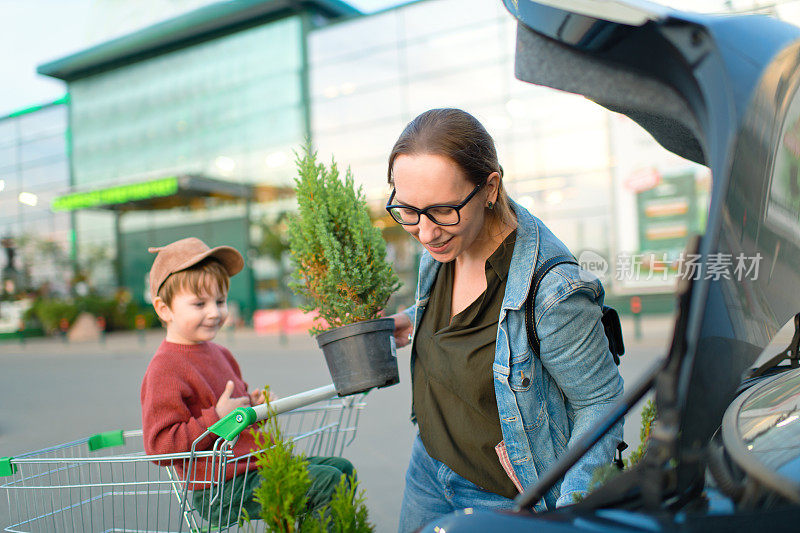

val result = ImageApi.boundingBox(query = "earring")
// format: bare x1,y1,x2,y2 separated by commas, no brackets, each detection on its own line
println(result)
487,201,494,210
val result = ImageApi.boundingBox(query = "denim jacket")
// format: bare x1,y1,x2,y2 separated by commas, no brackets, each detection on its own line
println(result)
403,200,624,510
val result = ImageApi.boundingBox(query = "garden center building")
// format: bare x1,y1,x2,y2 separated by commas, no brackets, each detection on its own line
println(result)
6,0,791,319
0,97,70,296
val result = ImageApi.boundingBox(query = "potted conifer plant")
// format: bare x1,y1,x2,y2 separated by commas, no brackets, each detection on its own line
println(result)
287,143,402,396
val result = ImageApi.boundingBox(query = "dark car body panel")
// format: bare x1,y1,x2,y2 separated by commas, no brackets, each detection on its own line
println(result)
421,506,800,532
508,0,800,502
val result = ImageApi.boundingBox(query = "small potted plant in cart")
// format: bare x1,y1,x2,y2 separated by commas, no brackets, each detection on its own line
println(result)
287,143,402,396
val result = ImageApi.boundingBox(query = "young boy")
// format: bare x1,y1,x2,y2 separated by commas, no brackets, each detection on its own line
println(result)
140,237,353,525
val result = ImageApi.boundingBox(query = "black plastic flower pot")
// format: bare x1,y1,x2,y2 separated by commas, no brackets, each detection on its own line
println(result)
316,317,400,396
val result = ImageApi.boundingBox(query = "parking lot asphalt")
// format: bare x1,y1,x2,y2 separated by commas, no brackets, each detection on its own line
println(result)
0,315,671,532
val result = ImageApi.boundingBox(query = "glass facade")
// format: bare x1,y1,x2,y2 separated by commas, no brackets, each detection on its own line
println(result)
66,16,306,312
0,100,71,295
22,0,800,312
70,17,304,188
309,0,707,301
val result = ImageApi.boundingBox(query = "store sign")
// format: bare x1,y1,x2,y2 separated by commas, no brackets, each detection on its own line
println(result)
624,167,661,192
51,177,179,212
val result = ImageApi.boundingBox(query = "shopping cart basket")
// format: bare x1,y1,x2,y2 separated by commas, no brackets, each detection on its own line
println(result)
1,384,365,532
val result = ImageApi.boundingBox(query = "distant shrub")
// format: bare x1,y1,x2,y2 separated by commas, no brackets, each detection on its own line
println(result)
24,295,157,334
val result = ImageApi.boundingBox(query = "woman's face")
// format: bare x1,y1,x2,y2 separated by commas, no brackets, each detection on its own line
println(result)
391,153,491,263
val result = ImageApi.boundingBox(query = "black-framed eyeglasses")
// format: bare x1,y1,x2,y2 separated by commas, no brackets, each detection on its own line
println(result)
385,181,485,226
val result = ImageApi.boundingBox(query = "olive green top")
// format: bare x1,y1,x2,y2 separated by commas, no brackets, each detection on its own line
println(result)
413,230,518,499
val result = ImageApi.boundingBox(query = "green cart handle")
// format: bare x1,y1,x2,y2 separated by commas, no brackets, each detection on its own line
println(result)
208,407,258,441
208,383,338,441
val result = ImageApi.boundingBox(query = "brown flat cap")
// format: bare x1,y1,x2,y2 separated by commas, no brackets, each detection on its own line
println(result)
148,237,244,301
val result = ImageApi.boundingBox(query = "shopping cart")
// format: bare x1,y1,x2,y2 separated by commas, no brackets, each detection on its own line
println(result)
1,384,365,532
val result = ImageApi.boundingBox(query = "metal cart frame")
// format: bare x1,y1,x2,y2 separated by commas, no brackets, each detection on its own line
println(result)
1,384,364,532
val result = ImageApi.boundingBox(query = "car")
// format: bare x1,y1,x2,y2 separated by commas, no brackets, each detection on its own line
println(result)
419,0,800,530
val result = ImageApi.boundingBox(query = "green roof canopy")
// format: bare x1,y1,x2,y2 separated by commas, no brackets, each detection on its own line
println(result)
51,175,272,213
38,0,360,81
2,95,69,121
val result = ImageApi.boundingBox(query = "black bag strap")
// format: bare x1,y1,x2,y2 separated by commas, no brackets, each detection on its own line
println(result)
525,255,577,359
525,254,625,365
524,254,629,467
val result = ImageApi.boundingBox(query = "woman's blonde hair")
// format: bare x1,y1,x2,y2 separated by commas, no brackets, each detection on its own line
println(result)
387,108,516,229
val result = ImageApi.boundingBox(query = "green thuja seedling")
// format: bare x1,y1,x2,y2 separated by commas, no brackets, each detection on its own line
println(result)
244,388,375,532
300,474,373,533
577,463,623,503
298,510,331,533
626,399,657,468
287,143,401,335
326,474,373,533
573,399,658,503
250,397,312,533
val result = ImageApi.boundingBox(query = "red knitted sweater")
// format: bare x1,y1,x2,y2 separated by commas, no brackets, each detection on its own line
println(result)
141,340,258,485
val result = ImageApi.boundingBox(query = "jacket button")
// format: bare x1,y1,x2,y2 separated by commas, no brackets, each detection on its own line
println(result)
522,377,530,387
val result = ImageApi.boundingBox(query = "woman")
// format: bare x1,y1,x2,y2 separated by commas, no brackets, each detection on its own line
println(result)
387,108,624,532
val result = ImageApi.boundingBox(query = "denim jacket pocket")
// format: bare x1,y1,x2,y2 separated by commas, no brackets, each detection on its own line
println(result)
508,349,533,391
508,354,545,430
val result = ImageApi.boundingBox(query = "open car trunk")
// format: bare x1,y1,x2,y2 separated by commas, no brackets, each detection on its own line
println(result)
508,0,800,511
510,0,800,511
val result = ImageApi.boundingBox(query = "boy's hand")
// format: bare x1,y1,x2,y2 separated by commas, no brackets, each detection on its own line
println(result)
249,388,265,406
249,389,278,406
215,381,250,418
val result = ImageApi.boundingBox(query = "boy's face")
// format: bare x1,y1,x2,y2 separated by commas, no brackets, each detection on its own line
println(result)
154,284,228,344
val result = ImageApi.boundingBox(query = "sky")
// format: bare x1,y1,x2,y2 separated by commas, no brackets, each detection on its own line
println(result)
4,0,797,117
0,0,410,117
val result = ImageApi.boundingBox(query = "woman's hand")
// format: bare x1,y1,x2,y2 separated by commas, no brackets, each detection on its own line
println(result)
390,311,413,348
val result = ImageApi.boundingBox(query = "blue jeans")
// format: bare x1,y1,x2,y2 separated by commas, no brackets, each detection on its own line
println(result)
398,435,516,533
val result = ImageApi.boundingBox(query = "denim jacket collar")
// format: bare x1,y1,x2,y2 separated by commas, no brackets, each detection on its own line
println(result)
501,199,540,311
